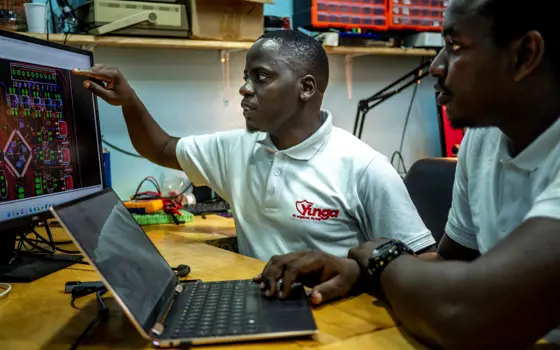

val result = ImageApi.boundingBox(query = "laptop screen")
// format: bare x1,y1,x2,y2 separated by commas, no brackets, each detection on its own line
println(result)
52,189,176,331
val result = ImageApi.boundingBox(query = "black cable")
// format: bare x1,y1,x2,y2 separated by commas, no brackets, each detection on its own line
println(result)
47,0,55,40
31,229,81,254
70,289,109,350
390,151,408,175
102,139,143,158
391,57,425,176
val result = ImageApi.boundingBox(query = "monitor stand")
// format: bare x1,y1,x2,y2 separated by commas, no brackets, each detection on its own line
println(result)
0,226,83,283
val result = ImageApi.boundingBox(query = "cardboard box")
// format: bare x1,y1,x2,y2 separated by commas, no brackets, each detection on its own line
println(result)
189,0,274,41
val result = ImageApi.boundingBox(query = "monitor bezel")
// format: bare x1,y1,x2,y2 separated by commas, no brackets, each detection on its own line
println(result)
0,30,105,231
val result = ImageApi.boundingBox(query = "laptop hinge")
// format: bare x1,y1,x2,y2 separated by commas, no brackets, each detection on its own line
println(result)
151,283,184,336
151,322,164,336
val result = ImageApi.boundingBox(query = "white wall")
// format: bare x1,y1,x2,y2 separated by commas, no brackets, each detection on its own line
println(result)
96,48,440,199
94,0,441,199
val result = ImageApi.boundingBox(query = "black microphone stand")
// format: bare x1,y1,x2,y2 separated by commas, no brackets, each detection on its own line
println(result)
352,58,434,139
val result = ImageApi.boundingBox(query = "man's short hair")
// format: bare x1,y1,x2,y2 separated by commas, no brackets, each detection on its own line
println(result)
474,0,559,80
258,30,330,93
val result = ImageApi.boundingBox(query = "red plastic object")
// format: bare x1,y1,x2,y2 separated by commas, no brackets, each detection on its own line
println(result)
439,106,464,157
388,0,447,31
311,0,389,30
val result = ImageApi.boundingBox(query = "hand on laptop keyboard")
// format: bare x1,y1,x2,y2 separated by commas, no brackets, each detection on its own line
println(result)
253,251,361,305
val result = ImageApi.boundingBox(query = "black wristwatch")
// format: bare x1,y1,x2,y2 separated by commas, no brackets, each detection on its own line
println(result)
367,239,414,285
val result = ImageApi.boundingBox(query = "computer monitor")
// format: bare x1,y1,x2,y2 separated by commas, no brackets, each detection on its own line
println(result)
0,30,104,282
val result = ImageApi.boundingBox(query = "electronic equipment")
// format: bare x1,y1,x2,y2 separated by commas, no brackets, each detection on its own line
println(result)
404,32,444,48
51,188,317,347
124,198,164,214
186,200,230,216
437,103,465,157
84,0,189,37
0,30,104,282
65,280,105,293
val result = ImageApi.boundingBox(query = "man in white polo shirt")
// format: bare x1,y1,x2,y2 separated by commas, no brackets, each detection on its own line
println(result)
255,0,560,348
73,30,434,263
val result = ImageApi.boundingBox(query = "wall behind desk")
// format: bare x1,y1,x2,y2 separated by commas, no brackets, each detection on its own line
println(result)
95,1,440,199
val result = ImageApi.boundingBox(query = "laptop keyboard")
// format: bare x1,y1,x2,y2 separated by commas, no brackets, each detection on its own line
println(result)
169,280,262,338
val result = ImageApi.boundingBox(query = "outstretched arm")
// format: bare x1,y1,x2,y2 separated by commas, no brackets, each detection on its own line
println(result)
73,65,180,170
380,217,560,350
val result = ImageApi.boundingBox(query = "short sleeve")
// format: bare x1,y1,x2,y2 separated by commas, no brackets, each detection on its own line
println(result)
356,154,435,253
444,130,479,250
524,167,560,221
175,130,244,202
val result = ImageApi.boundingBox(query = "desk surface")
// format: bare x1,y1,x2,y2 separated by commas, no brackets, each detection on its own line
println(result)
0,215,427,350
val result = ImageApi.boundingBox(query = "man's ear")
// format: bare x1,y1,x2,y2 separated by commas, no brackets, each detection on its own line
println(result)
512,30,545,82
299,75,317,101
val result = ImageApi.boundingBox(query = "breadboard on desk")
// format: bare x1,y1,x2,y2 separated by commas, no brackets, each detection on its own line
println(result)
132,209,193,226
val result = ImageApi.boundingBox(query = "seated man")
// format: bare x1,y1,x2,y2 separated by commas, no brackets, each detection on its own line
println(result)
256,1,560,348
73,30,434,261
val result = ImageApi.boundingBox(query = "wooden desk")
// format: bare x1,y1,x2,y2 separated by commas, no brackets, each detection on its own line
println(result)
0,216,424,350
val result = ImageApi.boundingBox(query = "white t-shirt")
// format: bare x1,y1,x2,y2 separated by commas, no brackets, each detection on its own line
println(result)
445,118,560,343
176,110,434,261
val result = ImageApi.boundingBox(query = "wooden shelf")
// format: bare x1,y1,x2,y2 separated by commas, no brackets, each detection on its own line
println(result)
20,33,437,57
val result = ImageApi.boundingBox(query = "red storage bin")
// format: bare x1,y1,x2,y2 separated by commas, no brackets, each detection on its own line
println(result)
389,0,448,31
294,0,389,31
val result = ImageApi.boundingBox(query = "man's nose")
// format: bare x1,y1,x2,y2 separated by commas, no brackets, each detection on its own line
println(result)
429,50,447,78
239,80,254,96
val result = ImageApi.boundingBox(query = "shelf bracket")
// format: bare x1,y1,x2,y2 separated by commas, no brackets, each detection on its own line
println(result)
345,53,368,100
220,48,243,105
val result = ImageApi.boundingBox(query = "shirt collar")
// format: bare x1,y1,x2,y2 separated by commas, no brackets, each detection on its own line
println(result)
256,110,332,160
499,117,560,171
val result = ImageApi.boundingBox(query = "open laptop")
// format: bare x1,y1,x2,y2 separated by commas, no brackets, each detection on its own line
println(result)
50,188,317,347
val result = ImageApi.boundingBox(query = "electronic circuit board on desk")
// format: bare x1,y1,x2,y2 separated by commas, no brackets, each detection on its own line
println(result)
186,200,230,215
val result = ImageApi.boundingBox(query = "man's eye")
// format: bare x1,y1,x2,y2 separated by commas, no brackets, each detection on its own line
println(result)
257,74,267,81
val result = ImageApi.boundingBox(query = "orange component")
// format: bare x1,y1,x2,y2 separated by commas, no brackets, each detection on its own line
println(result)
123,199,163,214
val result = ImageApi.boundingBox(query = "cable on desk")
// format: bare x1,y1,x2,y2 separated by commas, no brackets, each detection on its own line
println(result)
0,283,12,297
70,288,109,350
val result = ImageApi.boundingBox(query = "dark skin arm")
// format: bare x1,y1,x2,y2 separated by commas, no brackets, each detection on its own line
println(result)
379,217,560,350
73,65,181,170
258,218,560,349
416,233,481,261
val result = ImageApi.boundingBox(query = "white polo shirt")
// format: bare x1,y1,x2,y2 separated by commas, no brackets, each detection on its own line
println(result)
445,118,560,343
176,110,434,261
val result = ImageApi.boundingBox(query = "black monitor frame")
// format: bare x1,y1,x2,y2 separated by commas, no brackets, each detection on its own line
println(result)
0,30,104,282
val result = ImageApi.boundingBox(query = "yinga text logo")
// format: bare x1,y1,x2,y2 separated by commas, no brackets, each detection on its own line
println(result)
292,200,339,221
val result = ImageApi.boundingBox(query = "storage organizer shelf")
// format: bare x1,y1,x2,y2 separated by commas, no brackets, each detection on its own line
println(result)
314,0,389,30
389,0,448,31
294,0,389,31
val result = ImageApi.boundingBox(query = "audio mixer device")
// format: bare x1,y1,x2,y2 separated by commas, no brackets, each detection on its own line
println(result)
0,61,80,203
0,30,104,282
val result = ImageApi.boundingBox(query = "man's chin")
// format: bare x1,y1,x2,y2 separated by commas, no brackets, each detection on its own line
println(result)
245,119,260,133
246,126,259,133
448,115,492,130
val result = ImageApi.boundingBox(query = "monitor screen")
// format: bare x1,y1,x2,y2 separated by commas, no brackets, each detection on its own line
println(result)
0,31,104,226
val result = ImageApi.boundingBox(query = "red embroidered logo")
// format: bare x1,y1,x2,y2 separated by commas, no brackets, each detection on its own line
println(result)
293,200,339,221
